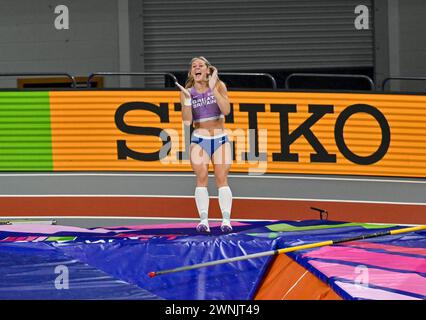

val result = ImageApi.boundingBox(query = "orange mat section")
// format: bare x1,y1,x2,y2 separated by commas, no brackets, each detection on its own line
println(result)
254,254,342,300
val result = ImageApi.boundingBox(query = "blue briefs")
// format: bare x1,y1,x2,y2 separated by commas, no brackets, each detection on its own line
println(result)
190,133,229,158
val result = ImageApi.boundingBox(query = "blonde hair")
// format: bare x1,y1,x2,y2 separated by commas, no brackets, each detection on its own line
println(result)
185,56,221,89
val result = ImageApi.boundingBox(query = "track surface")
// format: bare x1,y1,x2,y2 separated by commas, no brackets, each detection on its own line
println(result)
0,173,425,226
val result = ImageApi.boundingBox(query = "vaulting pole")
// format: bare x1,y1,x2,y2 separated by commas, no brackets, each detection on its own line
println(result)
148,225,426,278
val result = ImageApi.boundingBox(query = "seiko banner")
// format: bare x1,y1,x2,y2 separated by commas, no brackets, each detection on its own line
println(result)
1,90,424,177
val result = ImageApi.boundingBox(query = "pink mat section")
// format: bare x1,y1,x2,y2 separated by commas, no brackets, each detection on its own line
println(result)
343,241,426,256
310,260,426,297
334,281,421,300
0,236,47,242
104,221,250,230
0,221,250,234
0,224,111,234
303,246,426,273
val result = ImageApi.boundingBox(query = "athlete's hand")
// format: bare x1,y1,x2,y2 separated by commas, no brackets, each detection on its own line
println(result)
175,82,191,106
208,67,218,90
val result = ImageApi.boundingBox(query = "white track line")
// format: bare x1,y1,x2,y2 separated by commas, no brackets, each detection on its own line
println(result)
0,194,425,206
0,173,425,184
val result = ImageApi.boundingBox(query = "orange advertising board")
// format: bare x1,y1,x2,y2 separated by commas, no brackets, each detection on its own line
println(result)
11,90,425,177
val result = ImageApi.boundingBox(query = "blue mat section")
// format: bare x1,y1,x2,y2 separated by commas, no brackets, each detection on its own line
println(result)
0,221,277,300
57,233,275,300
2,220,423,300
0,242,162,300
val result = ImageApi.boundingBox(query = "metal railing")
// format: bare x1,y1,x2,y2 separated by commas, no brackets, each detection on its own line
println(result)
86,72,178,88
382,77,426,90
219,72,277,89
0,72,77,88
285,73,375,90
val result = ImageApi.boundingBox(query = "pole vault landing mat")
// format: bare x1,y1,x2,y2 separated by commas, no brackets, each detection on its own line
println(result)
0,220,424,300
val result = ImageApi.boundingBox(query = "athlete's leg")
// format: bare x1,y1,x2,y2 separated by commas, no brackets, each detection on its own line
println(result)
191,143,211,232
212,141,233,233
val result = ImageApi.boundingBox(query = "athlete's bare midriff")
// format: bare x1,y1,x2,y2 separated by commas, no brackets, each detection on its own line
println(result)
193,118,226,136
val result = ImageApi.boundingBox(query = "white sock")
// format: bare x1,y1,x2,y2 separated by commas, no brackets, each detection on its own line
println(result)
218,186,232,222
195,187,209,224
